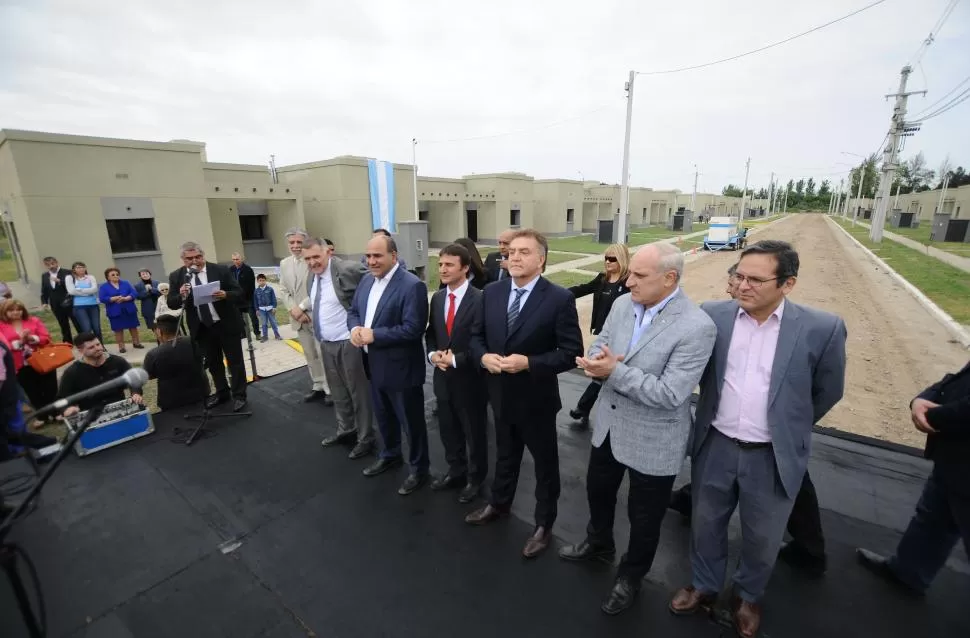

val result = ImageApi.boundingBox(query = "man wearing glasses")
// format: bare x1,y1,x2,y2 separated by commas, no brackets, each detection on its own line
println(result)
669,240,847,638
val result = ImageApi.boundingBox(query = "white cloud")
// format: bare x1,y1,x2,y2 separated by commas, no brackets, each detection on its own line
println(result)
1,0,968,192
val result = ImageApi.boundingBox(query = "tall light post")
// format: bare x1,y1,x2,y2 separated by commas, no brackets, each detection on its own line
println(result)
841,151,866,226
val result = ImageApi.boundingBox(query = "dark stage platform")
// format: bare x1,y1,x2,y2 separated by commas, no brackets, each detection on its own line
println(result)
1,369,967,637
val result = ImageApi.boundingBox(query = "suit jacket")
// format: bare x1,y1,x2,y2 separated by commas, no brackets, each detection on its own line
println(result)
347,265,429,391
40,268,72,307
693,299,847,498
591,292,716,476
425,285,485,400
483,251,508,283
917,361,970,497
166,262,244,337
304,256,368,312
470,276,583,422
279,254,312,331
230,263,256,309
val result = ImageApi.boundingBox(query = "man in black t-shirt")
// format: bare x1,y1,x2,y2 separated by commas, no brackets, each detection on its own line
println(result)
58,332,144,416
143,315,208,411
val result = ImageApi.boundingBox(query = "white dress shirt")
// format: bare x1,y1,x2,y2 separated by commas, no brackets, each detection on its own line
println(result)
507,274,540,312
428,278,470,368
191,266,221,322
362,262,400,352
310,263,351,342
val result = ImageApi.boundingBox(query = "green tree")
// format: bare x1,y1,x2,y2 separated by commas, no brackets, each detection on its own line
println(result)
755,187,769,199
805,178,816,197
795,179,805,196
722,184,744,197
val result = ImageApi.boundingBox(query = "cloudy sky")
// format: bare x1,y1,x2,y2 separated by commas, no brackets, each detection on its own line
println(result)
1,0,968,193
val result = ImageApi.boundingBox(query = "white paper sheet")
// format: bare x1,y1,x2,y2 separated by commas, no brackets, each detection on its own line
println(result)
192,281,221,305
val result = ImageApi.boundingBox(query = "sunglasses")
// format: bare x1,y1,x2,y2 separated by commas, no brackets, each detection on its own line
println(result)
604,256,618,263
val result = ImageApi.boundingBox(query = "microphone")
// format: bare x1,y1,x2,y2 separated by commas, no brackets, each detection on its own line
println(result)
31,368,149,420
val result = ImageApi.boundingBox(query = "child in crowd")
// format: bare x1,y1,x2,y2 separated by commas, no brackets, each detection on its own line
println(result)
253,274,281,342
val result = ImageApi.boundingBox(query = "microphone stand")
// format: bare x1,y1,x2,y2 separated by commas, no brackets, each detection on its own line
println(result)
177,274,250,446
0,402,107,638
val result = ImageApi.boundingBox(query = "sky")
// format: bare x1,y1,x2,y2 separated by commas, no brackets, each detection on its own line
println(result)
1,0,968,194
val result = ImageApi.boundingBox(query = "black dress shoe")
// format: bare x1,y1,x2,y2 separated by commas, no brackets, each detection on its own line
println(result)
303,390,328,403
348,442,373,459
321,432,356,447
431,473,466,491
363,457,403,477
232,398,249,412
668,485,692,519
398,473,429,495
856,548,924,597
559,540,616,564
778,541,827,577
458,482,482,504
601,578,640,615
205,394,230,410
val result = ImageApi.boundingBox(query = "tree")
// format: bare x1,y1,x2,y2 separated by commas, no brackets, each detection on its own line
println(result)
805,178,816,197
795,179,805,196
722,184,744,197
818,180,831,197
897,152,934,193
755,188,769,199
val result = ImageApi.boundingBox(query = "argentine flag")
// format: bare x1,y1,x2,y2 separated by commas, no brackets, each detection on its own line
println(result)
367,159,396,232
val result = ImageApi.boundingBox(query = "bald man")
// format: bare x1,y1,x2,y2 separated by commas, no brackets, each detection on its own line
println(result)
483,229,516,283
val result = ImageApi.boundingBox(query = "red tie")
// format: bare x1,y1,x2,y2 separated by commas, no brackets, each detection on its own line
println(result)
446,293,456,337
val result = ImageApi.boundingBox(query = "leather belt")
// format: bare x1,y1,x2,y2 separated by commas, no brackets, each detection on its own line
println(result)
726,436,772,450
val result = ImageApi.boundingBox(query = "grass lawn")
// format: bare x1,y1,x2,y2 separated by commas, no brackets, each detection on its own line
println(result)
833,218,970,325
872,223,970,258
546,270,596,289
546,224,710,254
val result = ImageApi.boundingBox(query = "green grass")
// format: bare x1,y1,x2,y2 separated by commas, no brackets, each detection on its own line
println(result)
546,224,710,254
546,270,597,289
871,223,970,258
833,218,970,325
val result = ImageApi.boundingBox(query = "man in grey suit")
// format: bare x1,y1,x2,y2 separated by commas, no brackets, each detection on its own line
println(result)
302,237,376,459
560,242,716,616
670,240,846,638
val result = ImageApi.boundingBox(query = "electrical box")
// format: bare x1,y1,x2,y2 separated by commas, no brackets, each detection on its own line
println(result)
396,220,429,273
597,219,614,244
668,209,693,232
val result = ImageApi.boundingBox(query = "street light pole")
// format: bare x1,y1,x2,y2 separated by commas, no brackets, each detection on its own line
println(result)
411,138,420,223
740,157,751,219
617,70,635,243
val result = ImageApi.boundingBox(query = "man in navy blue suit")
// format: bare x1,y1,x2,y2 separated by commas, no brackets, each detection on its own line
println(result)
348,233,431,495
466,228,583,558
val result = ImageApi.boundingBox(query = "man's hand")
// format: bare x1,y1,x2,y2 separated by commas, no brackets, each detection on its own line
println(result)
350,327,374,347
911,398,940,434
436,350,455,371
131,393,144,405
498,354,529,374
63,406,80,417
481,353,503,374
212,290,227,301
180,283,191,298
576,345,625,379
289,307,311,324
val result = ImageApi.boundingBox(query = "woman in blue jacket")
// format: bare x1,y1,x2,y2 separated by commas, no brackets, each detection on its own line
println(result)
99,267,143,353
134,268,162,332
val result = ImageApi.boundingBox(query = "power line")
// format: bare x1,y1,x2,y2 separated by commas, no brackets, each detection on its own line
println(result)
636,0,888,76
918,87,970,121
911,73,970,118
421,103,619,144
907,0,961,67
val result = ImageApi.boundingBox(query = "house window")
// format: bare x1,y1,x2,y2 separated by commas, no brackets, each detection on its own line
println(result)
566,208,574,223
239,215,267,240
106,219,157,254
510,209,521,227
419,210,429,221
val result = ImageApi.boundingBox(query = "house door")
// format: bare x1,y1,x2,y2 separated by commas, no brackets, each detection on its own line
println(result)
466,209,478,242
566,208,574,233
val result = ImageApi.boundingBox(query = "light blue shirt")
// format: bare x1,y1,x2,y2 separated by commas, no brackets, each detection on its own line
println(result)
508,275,541,313
627,287,680,353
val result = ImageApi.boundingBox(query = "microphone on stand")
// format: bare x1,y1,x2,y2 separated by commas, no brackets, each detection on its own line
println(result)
30,368,149,421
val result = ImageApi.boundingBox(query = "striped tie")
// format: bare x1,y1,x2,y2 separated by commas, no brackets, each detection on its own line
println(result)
507,288,526,330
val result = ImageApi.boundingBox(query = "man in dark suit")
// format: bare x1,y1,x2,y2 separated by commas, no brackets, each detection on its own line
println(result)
466,228,583,559
39,256,79,343
348,233,430,495
230,252,258,337
425,243,487,504
856,361,970,596
167,241,248,412
482,229,514,283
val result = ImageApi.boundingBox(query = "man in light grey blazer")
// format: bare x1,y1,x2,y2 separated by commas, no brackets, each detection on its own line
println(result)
670,240,846,638
559,242,716,616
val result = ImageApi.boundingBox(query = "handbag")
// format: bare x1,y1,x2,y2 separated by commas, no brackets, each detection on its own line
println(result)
27,342,75,374
60,296,74,309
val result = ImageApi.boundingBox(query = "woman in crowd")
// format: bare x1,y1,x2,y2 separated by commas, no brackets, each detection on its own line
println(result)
0,299,58,426
98,267,143,353
66,261,103,342
134,268,162,334
454,237,489,289
566,243,631,429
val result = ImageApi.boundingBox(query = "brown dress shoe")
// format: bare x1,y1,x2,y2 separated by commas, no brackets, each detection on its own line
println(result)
464,504,508,526
522,527,551,559
669,586,717,616
732,597,762,638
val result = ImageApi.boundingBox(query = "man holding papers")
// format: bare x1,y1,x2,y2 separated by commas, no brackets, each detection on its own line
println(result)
167,241,249,412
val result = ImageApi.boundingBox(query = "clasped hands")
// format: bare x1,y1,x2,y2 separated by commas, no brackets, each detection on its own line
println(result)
350,326,374,347
480,353,529,374
430,350,456,371
575,345,624,379
910,398,940,435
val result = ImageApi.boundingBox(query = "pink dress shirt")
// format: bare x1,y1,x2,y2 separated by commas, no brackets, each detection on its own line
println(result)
711,300,785,443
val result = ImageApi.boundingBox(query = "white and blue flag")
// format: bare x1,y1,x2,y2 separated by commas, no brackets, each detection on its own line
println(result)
367,159,396,232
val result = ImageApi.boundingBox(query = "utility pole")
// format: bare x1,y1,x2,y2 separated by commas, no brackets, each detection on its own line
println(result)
892,180,902,213
851,164,865,227
935,172,951,216
870,65,924,242
411,138,420,223
690,164,698,213
617,70,635,243
739,157,751,219
767,172,775,216
783,183,789,214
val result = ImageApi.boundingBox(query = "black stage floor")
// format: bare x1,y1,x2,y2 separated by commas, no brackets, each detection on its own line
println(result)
1,369,967,638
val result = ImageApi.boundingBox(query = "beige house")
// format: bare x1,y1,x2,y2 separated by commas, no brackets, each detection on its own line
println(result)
0,129,304,289
891,184,968,221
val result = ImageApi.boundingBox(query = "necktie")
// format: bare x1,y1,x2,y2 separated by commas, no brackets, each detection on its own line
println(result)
312,274,323,341
193,272,214,326
445,293,456,337
507,288,526,330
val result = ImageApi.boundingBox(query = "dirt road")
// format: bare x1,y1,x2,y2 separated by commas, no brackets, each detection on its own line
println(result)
577,214,968,447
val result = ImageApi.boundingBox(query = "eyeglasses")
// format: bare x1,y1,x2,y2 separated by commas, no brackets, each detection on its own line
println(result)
729,273,779,288
604,256,618,263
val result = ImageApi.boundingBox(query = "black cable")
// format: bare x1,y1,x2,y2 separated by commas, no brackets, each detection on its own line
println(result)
1,472,35,497
10,542,47,637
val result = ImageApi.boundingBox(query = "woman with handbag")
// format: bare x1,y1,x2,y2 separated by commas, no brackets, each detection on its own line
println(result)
0,299,59,424
66,261,103,342
99,267,143,354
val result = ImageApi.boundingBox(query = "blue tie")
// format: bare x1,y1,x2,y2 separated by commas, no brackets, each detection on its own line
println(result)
507,288,526,330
